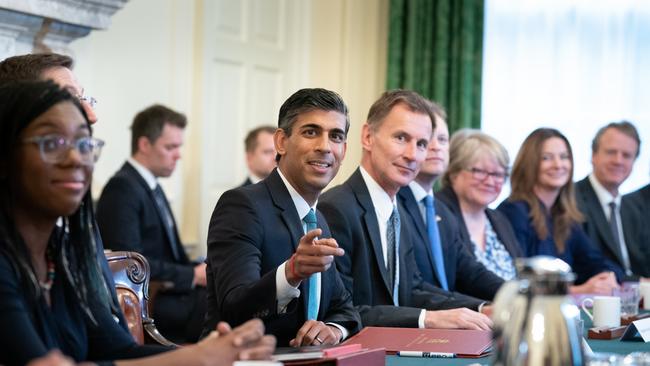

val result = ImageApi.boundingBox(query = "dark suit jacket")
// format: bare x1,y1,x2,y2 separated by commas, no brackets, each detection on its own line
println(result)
623,183,650,277
436,186,523,259
238,177,253,188
398,186,504,301
202,169,360,346
318,169,484,328
96,162,204,342
575,177,646,278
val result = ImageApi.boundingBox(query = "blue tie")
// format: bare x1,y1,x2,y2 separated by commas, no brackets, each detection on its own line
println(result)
424,195,449,291
303,209,319,320
386,205,401,306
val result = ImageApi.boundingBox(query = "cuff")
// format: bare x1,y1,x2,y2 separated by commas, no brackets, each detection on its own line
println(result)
418,309,426,328
325,322,349,342
276,261,300,313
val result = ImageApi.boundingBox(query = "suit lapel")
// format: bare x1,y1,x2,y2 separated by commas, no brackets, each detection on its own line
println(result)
578,178,622,263
398,188,436,274
349,170,393,295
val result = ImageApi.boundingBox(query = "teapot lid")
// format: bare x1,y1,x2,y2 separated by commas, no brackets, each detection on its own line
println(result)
515,256,575,282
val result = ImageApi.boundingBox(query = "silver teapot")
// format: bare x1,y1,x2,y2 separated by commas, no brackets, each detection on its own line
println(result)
492,256,584,366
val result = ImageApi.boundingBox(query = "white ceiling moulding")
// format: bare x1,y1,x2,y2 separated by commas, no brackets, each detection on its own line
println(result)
0,0,128,59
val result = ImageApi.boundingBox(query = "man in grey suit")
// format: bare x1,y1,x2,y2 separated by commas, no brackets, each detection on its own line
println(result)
575,121,648,278
319,90,492,330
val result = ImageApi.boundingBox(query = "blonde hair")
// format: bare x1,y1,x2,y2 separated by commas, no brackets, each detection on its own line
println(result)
442,129,509,188
508,128,583,252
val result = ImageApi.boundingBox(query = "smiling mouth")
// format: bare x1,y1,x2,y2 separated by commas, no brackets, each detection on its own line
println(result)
308,160,332,168
52,179,86,190
395,164,416,173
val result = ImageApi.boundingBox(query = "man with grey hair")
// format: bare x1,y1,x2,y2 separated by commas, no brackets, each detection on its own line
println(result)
575,121,648,278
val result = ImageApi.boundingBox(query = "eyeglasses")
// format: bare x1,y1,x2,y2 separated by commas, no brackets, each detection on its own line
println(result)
23,134,105,165
78,94,97,108
466,167,509,183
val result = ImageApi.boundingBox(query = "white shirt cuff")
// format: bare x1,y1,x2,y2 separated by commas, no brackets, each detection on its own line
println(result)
276,261,300,313
325,322,349,342
418,309,426,328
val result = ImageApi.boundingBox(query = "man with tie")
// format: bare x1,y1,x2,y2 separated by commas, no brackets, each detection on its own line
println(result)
397,113,504,302
97,104,206,343
202,88,361,346
575,121,648,278
319,90,492,330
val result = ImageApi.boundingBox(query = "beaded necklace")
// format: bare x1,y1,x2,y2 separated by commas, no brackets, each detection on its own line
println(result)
39,245,56,292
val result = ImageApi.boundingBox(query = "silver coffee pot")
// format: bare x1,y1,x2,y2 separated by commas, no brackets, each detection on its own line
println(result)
492,256,584,366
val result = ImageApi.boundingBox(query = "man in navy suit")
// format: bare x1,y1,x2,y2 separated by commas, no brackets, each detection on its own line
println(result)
203,88,361,347
575,121,648,278
397,113,504,301
97,105,206,343
319,90,492,330
239,125,277,187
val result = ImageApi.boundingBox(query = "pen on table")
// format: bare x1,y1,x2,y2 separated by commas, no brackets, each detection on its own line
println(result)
397,351,455,358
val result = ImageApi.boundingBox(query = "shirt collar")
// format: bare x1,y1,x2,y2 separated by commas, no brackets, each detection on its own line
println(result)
128,157,158,190
277,168,316,220
408,181,432,203
249,173,264,184
360,166,396,222
589,173,620,206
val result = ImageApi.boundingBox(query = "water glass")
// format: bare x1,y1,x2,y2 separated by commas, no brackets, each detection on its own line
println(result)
614,284,640,316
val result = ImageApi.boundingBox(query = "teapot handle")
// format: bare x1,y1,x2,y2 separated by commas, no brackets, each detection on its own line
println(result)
581,298,594,321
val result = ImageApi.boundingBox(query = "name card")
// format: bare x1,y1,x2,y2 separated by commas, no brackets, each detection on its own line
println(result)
621,317,650,342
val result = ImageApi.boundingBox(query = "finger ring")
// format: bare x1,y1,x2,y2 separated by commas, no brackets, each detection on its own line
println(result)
316,337,324,343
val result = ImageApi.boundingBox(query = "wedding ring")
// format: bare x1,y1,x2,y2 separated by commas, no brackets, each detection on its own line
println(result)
315,337,324,344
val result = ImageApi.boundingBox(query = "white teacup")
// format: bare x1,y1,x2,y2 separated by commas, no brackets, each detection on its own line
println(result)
640,282,650,310
581,296,620,327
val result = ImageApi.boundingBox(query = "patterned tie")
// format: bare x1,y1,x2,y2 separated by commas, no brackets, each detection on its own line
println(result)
152,184,180,260
608,201,632,275
424,195,449,290
386,205,401,306
303,209,320,320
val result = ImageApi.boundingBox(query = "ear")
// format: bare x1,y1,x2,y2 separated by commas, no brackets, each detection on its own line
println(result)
361,123,373,153
274,129,287,160
137,136,152,155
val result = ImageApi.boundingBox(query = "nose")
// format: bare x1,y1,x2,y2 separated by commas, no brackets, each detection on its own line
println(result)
81,101,98,124
403,141,418,162
59,145,85,167
315,134,331,153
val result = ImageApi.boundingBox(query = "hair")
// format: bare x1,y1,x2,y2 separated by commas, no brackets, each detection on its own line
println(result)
591,120,641,158
442,128,510,188
131,104,187,155
276,88,350,161
508,128,583,252
0,80,109,323
245,125,276,153
366,89,442,132
0,53,74,86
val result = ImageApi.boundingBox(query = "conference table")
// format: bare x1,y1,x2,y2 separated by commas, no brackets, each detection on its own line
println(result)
385,311,650,365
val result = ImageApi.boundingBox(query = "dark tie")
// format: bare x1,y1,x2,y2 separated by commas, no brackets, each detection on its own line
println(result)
386,205,400,306
152,184,180,260
424,195,449,290
303,209,319,320
608,201,632,275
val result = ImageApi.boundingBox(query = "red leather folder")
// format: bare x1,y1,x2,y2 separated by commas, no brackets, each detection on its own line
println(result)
283,347,386,366
343,327,492,358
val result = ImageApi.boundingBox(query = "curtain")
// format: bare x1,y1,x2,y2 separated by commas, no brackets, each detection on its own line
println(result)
386,0,484,132
482,0,650,199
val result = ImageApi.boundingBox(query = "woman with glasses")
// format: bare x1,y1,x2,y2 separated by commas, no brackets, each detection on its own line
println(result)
0,81,275,366
437,129,522,281
497,128,622,294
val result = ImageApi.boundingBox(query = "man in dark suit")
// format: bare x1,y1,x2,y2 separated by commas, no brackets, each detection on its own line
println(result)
97,104,206,343
625,182,650,258
0,53,128,332
397,115,504,301
239,125,277,187
575,121,648,278
203,88,360,347
319,90,492,330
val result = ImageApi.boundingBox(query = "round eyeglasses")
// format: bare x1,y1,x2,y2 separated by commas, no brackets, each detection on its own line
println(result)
23,134,105,165
466,167,509,183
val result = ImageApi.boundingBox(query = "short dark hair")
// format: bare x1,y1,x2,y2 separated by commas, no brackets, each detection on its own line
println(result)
276,88,349,161
245,125,276,153
366,89,439,132
0,53,74,86
591,121,641,158
131,104,187,155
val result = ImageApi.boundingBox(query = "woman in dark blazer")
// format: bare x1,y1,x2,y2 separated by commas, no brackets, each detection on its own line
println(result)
0,81,274,365
437,129,521,280
497,128,623,294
